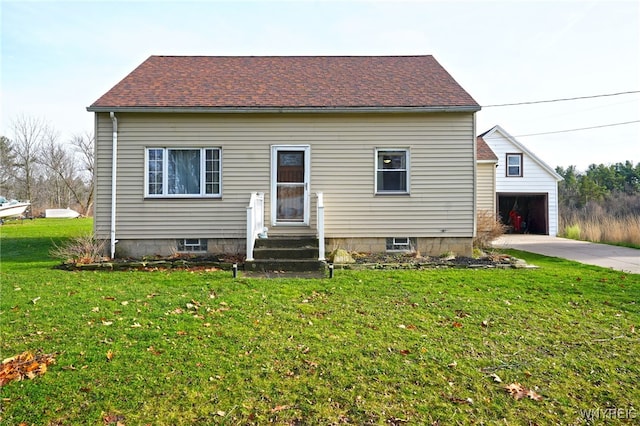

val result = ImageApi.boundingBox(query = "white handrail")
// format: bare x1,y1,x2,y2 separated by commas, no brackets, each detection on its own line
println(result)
246,192,264,261
316,192,325,261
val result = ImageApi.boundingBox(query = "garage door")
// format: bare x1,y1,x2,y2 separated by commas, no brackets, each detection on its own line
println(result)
497,193,548,235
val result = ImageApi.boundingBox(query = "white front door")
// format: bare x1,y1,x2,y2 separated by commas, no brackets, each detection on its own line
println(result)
271,145,310,226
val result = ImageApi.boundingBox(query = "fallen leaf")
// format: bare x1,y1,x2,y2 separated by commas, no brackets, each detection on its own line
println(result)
527,388,544,401
106,350,114,361
103,413,125,425
102,321,113,326
631,325,636,334
505,382,543,401
452,321,463,328
31,297,41,304
0,351,56,386
448,361,457,368
481,320,489,328
400,349,411,356
147,346,162,355
176,331,187,335
216,410,226,416
271,405,291,413
505,382,527,400
490,373,502,383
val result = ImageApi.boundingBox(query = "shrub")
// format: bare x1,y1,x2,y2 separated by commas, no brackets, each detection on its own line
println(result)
50,233,107,264
563,224,581,240
474,210,507,249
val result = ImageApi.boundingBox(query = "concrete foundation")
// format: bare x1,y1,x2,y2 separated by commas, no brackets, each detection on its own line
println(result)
106,236,472,259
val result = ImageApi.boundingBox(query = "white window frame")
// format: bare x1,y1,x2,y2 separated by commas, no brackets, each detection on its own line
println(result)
144,147,222,198
386,237,416,252
177,238,208,253
375,148,410,195
506,153,523,177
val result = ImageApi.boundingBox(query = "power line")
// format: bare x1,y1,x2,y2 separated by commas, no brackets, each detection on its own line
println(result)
483,90,640,108
514,120,640,137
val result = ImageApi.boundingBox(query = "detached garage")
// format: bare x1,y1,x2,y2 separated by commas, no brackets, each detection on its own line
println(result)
477,125,563,236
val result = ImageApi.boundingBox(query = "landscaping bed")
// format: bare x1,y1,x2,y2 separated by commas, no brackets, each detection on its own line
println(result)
53,252,535,272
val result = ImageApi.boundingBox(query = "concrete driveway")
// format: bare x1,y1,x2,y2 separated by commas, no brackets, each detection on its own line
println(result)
492,235,640,274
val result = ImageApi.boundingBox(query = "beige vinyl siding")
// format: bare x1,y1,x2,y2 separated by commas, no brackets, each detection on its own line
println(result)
476,162,497,213
94,112,475,240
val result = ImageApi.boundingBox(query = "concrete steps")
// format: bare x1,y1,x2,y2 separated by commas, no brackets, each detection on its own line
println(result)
245,237,326,274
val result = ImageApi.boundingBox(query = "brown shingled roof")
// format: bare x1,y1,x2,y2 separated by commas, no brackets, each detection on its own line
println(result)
476,136,498,161
88,55,479,111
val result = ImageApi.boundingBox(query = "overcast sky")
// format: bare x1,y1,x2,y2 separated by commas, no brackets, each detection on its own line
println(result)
2,0,639,171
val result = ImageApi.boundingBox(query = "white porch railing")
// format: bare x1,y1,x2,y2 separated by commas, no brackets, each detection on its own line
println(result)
246,192,265,261
316,192,325,261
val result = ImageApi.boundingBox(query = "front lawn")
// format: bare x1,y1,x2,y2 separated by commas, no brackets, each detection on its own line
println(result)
1,219,638,425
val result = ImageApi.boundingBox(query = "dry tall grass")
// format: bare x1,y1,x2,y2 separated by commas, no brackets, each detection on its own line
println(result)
474,210,507,249
559,213,640,246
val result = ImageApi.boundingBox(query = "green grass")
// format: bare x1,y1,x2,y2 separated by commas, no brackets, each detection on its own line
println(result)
1,219,639,425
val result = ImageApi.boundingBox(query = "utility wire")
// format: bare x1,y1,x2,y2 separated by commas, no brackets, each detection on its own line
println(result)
483,90,640,108
514,120,640,137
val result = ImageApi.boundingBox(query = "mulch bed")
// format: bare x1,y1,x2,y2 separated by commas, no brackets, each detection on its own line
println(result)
55,252,535,272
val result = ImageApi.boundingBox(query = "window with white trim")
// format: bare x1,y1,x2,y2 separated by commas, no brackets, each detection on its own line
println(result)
145,148,221,197
376,149,409,194
177,238,208,252
386,237,417,252
506,153,523,177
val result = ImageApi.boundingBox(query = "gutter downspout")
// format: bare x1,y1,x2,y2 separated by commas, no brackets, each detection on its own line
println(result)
109,112,118,259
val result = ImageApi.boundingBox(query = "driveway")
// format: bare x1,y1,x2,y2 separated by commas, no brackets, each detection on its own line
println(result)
492,235,640,274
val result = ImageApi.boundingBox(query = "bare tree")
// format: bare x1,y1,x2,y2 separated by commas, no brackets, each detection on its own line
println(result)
0,136,17,196
70,132,95,215
39,132,77,208
38,132,95,215
10,115,50,208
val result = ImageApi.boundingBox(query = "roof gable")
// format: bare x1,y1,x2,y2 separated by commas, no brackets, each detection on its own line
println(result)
479,125,563,181
476,135,498,161
88,55,480,111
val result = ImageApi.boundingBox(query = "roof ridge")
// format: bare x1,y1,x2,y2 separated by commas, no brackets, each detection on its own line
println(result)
149,54,436,58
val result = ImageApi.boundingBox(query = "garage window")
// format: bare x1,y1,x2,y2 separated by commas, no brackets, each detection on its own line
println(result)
506,153,523,177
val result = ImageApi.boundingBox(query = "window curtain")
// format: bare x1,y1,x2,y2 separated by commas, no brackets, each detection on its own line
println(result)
168,150,200,194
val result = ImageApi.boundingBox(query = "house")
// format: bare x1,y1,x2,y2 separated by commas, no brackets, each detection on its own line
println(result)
477,125,563,236
87,55,481,260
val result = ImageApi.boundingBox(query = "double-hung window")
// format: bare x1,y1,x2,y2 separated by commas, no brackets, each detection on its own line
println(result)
145,148,222,197
376,149,409,194
506,153,523,177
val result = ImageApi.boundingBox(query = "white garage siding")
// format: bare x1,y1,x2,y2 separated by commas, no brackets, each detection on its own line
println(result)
479,126,562,236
